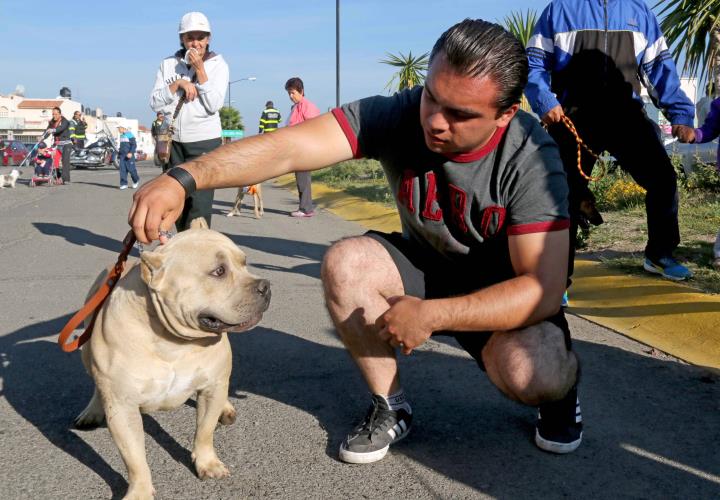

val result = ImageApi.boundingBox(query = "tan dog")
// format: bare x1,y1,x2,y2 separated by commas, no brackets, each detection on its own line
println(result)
74,219,271,499
226,184,263,218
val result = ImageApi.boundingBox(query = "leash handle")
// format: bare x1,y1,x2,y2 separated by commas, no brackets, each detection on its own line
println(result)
560,115,606,182
58,231,137,352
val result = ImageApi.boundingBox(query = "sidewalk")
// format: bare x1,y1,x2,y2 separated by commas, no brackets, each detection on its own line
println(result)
278,175,720,370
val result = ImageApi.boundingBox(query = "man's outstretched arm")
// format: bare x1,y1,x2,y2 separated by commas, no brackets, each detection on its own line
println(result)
129,113,353,243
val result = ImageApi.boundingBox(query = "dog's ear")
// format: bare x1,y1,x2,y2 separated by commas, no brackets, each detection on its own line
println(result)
189,217,208,230
140,251,166,286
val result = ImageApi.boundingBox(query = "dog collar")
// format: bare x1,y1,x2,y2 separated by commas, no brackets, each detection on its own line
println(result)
135,230,175,253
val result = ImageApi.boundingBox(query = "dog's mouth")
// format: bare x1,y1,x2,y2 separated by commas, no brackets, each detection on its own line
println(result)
198,313,261,333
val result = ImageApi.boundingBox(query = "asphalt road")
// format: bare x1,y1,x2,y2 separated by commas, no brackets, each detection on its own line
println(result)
0,162,718,499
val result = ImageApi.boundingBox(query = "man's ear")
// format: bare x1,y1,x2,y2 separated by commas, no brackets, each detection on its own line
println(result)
140,251,166,287
496,103,520,128
190,217,208,230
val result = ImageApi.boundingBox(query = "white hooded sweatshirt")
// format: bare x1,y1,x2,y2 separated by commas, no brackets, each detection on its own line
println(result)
150,51,229,143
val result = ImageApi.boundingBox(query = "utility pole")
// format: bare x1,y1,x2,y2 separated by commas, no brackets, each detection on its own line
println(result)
227,77,257,108
336,0,340,108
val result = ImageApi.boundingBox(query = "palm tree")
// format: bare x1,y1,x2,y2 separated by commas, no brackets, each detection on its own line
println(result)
219,106,243,131
503,9,538,48
502,9,538,112
380,51,429,93
655,0,720,95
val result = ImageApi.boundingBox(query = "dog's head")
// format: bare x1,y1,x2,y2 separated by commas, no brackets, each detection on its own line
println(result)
139,218,271,340
9,169,19,180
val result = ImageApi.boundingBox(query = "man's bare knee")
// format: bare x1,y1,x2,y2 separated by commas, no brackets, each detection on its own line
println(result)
321,236,403,338
483,322,577,406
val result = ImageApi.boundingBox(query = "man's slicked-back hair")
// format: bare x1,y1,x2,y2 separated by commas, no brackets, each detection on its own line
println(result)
429,18,528,113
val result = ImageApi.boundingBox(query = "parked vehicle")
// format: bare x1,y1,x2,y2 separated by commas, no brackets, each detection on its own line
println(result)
70,136,119,169
135,150,148,162
1,140,29,166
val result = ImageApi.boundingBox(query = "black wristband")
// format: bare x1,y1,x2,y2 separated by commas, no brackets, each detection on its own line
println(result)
165,166,197,198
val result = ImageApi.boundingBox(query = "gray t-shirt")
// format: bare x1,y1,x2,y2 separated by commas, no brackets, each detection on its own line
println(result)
331,86,569,286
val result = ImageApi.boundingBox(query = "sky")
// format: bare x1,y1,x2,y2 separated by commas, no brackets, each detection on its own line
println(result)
2,0,670,135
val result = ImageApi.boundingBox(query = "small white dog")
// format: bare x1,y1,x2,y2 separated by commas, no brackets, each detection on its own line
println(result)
0,169,20,188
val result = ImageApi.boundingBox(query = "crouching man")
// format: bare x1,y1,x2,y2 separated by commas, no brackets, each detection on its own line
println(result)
129,18,582,464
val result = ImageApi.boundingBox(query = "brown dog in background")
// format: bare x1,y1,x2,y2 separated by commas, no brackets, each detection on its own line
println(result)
226,184,263,219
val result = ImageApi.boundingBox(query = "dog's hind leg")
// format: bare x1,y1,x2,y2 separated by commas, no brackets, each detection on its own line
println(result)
192,384,231,479
226,188,243,217
254,189,263,218
218,400,236,425
74,388,106,429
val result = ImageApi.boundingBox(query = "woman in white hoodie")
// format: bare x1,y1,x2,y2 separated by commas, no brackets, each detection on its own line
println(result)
150,11,229,230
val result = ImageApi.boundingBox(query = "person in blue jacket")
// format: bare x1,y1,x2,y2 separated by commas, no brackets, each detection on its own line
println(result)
526,0,695,282
117,125,140,190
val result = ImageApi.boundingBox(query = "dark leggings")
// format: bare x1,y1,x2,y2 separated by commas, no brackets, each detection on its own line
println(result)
549,102,680,283
167,137,222,231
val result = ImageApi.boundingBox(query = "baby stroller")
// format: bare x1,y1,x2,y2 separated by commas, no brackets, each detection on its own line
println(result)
29,139,64,187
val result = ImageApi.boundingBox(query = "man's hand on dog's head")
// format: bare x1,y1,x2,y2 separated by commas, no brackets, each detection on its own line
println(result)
129,174,185,244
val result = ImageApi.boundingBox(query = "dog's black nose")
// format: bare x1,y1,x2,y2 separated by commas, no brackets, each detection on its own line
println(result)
256,279,270,297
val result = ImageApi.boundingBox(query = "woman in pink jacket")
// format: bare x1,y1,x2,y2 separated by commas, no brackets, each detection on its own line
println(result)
285,77,321,217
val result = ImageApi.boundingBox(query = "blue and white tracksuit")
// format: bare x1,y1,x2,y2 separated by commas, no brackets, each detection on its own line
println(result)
118,131,139,187
526,0,694,125
525,0,693,265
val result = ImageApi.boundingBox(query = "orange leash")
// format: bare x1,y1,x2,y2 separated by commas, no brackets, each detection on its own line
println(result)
560,115,606,182
57,231,137,352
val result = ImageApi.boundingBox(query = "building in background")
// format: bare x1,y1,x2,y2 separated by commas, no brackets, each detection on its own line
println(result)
0,92,152,154
0,95,81,143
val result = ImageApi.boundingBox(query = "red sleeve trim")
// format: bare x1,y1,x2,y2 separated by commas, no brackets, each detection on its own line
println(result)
331,108,362,158
507,219,570,235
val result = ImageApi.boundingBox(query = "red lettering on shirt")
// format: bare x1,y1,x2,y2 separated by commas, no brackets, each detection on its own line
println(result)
448,184,468,233
397,169,415,213
480,205,507,238
422,171,443,221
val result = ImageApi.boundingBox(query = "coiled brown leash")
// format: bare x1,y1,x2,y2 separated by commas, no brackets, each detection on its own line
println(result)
559,115,606,182
57,231,136,352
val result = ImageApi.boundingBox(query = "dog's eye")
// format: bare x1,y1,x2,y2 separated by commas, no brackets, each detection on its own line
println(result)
210,265,226,277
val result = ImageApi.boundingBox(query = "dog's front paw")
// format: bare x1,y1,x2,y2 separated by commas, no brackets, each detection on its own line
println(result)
219,401,236,425
193,455,230,480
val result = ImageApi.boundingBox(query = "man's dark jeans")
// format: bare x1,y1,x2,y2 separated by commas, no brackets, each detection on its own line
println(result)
549,101,680,283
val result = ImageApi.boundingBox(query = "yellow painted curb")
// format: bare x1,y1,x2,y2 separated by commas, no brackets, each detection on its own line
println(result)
275,175,720,370
275,174,401,233
570,260,720,370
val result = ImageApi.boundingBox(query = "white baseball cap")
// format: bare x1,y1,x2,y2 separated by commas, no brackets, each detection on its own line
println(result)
178,12,211,34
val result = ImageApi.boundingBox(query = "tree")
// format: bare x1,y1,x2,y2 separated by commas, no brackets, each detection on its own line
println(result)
379,51,429,93
503,9,538,48
503,9,538,112
656,0,720,95
220,106,244,130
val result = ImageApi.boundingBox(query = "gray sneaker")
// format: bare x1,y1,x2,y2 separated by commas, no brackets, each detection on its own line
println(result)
339,395,412,464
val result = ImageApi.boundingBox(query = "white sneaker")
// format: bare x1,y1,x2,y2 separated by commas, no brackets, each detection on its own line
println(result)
119,185,128,190
131,181,139,189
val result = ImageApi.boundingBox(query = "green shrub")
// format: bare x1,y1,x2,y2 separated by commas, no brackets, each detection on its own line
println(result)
589,158,647,211
315,159,386,185
685,159,720,191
